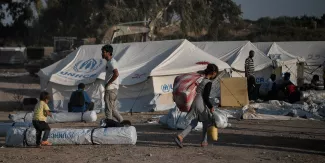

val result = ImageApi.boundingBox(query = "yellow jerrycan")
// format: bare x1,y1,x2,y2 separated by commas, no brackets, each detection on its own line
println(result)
208,125,218,141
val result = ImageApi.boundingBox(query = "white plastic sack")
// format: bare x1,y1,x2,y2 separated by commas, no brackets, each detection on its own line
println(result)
159,108,203,130
301,90,325,100
242,100,324,120
0,122,32,137
8,111,97,123
6,126,137,147
211,109,231,129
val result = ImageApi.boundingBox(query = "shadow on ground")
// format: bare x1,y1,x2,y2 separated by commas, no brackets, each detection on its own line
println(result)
135,124,325,155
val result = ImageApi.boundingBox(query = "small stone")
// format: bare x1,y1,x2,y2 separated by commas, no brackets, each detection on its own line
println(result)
287,155,291,158
262,152,266,154
147,153,153,157
104,158,109,161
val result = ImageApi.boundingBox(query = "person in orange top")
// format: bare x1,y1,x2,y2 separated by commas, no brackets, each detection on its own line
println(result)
33,91,52,147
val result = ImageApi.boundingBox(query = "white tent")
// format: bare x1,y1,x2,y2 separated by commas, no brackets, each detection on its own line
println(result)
204,41,272,84
266,43,305,86
255,41,325,83
275,41,325,83
193,41,249,58
253,42,273,54
194,41,273,83
38,39,231,112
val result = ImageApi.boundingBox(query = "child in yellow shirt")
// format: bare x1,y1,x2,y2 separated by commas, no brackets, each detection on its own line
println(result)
33,91,52,147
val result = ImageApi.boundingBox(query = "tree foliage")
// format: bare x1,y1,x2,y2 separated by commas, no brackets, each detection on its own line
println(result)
32,0,242,45
3,0,325,46
0,0,34,45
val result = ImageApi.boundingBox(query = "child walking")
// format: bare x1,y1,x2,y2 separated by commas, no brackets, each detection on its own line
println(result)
33,91,52,147
174,64,219,148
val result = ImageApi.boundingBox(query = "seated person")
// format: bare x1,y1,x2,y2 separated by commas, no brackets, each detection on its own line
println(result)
286,84,301,103
310,75,322,90
259,74,277,100
276,72,293,90
276,72,293,100
68,83,94,112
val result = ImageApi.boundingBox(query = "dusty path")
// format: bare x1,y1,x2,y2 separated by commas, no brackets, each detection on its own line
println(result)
0,112,325,163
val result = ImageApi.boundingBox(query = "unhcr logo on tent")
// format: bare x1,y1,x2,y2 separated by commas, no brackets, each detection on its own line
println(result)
161,84,173,93
73,58,103,73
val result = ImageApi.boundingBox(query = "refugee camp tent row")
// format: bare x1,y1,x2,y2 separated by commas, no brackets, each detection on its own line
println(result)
38,39,232,112
254,41,325,84
38,40,325,113
195,41,307,86
195,41,276,84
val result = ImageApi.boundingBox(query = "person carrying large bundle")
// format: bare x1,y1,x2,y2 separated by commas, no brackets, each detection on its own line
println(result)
173,64,219,148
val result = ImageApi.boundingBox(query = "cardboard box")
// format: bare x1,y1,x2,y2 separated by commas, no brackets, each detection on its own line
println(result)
220,77,249,107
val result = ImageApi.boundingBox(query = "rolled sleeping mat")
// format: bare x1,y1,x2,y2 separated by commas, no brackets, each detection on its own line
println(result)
0,122,32,137
6,126,137,147
8,111,97,123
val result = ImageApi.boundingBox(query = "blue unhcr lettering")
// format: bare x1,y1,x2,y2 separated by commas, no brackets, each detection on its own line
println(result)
49,132,75,139
58,71,97,79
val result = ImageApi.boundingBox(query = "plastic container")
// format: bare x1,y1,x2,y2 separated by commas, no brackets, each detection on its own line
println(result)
208,125,218,141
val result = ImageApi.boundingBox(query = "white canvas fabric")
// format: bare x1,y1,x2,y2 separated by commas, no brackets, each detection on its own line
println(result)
193,41,249,58
38,39,231,112
5,126,137,147
253,42,273,54
150,40,231,76
8,111,97,123
220,42,272,72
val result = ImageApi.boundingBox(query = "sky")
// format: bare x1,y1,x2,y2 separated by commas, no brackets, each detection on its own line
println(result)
233,0,325,20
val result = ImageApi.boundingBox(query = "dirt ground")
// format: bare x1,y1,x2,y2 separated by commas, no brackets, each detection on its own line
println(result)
0,71,325,163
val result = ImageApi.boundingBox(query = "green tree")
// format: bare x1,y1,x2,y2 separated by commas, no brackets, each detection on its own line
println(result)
0,0,34,45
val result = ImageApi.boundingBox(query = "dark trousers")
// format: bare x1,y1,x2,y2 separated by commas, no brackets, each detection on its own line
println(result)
87,102,94,111
68,102,94,112
32,120,51,145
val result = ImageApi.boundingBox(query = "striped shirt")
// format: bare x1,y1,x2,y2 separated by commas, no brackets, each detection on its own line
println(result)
245,57,254,77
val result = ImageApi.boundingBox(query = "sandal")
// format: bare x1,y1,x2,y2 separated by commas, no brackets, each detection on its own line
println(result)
174,135,183,148
201,141,208,147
